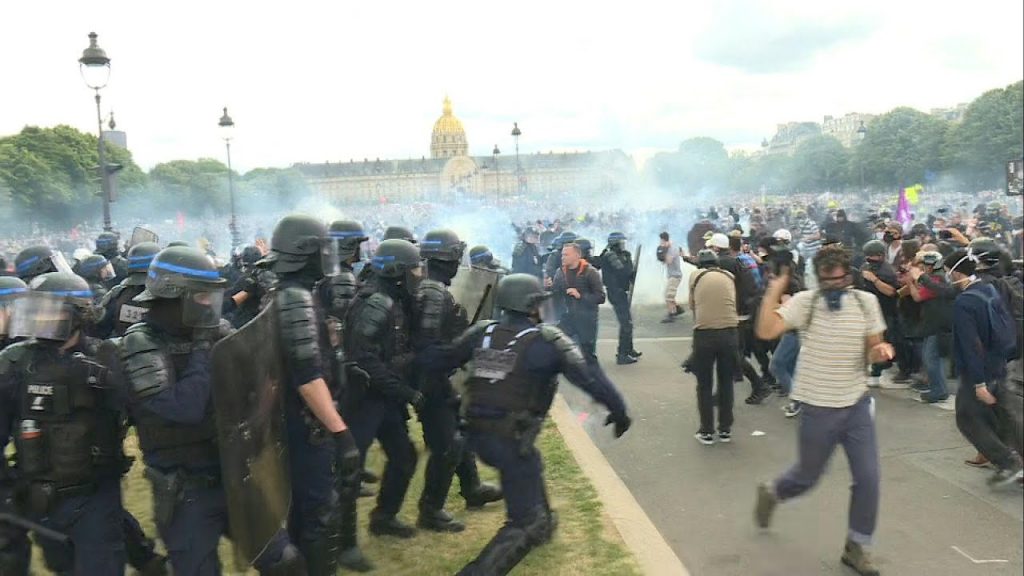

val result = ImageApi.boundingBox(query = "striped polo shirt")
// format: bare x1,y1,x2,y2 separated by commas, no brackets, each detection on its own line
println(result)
777,289,886,408
799,220,821,251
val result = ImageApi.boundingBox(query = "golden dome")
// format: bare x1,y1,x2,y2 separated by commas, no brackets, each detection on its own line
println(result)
431,96,468,159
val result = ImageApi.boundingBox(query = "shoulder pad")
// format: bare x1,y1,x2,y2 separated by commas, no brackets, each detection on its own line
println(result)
513,244,525,257
356,293,394,339
418,280,448,333
0,342,32,376
456,320,496,346
120,325,172,400
98,283,125,309
539,324,587,365
277,286,320,363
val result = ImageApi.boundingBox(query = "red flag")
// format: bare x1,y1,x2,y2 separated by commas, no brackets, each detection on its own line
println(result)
176,212,185,233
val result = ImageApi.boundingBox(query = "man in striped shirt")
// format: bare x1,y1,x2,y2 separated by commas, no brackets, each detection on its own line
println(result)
754,245,894,576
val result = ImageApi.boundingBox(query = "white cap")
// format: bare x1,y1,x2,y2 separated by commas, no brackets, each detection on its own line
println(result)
706,232,730,250
773,229,792,242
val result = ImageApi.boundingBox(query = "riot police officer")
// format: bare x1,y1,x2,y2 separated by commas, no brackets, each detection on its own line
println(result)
0,276,29,575
598,232,641,365
344,239,423,539
14,246,72,283
416,273,632,575
262,215,362,574
96,232,129,286
0,272,127,574
511,227,543,279
322,220,369,329
115,246,248,575
223,245,275,329
415,230,503,533
543,231,576,283
469,245,509,274
0,277,27,350
93,242,160,339
383,225,417,244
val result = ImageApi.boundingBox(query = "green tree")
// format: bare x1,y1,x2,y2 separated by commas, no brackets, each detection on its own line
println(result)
790,135,849,192
241,167,311,206
854,107,949,188
0,124,145,226
948,80,1024,190
148,158,232,216
644,137,730,193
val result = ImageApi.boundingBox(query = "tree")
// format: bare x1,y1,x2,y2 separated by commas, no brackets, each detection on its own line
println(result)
644,137,731,194
854,107,949,188
790,135,849,192
948,80,1024,190
0,125,146,227
148,158,232,216
241,167,311,207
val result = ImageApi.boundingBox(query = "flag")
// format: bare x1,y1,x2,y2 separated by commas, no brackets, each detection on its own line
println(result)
896,188,912,229
176,211,185,233
904,184,922,205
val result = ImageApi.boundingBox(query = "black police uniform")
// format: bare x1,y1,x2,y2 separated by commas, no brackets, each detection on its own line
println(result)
344,271,420,536
1,312,127,573
597,237,637,361
417,311,630,575
511,239,543,280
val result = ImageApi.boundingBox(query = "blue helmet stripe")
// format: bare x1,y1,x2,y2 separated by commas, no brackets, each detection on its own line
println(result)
0,287,28,296
371,255,396,269
330,231,366,239
16,256,41,274
48,290,94,298
471,251,492,262
151,261,220,279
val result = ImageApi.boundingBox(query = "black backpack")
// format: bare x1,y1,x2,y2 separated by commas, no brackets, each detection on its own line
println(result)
656,245,668,263
993,276,1024,360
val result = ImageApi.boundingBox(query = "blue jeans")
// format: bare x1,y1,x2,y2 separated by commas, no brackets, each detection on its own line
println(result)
770,332,800,395
922,334,948,399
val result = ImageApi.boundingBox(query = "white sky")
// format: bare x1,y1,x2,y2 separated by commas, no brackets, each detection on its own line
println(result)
2,0,1021,172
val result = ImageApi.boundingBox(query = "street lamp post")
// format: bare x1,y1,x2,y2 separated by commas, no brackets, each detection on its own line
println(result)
218,107,240,250
511,122,522,194
79,32,113,231
856,122,867,189
492,144,501,201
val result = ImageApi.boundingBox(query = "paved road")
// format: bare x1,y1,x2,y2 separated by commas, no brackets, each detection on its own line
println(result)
558,306,1023,576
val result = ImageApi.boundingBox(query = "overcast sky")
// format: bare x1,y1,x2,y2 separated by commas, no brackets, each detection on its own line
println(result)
3,0,1021,172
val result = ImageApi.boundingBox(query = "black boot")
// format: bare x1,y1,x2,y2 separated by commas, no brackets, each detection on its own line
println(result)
298,537,338,576
338,496,374,572
456,523,534,576
417,507,466,532
368,509,417,539
258,544,307,576
463,482,503,509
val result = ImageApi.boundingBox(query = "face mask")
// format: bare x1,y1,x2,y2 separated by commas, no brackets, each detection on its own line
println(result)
882,233,895,243
821,288,846,311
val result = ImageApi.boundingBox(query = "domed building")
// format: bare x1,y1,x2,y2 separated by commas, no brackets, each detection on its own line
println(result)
294,96,637,204
430,96,468,158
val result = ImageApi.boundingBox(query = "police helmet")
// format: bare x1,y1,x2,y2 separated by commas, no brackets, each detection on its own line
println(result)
863,239,886,258
15,246,71,281
383,226,417,244
495,273,550,314
264,215,334,275
575,238,594,260
95,231,120,256
239,245,262,267
74,254,112,282
134,246,227,328
166,241,191,248
9,272,93,341
371,239,421,279
469,245,495,267
329,220,369,260
420,229,466,262
918,251,943,270
0,276,28,301
124,242,161,286
607,231,627,248
696,249,719,269
550,231,577,251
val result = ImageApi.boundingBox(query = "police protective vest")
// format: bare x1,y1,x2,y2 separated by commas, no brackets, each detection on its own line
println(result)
463,322,553,430
102,283,148,336
417,279,468,343
3,342,123,488
318,269,359,328
119,324,219,466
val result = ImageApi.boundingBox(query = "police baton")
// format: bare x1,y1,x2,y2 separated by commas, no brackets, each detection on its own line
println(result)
0,512,71,544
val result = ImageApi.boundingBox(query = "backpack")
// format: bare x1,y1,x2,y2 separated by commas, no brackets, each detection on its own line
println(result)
656,245,668,263
963,286,1017,360
994,276,1024,359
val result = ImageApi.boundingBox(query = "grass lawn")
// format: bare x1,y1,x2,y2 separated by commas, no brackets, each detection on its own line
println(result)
28,418,640,575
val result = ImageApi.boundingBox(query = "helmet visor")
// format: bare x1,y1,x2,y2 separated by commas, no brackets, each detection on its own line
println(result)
321,240,340,277
182,289,225,328
50,252,74,276
8,292,83,340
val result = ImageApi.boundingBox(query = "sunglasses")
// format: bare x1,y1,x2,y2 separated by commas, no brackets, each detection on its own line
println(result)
818,273,849,282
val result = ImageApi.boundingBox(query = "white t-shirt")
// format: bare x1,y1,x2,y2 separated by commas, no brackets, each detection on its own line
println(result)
777,289,887,408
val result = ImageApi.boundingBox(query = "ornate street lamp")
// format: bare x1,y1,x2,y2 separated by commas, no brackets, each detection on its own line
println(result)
218,107,240,250
492,144,501,200
511,122,522,194
79,32,114,231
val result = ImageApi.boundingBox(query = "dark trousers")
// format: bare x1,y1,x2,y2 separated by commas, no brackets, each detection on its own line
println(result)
285,417,338,546
774,395,880,545
608,290,634,358
467,433,548,526
35,476,126,576
692,327,738,434
956,380,1022,471
419,381,482,511
348,398,418,516
559,312,598,365
155,484,225,576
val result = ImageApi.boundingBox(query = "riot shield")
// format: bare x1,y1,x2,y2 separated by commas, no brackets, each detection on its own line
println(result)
450,266,503,323
627,244,642,308
211,302,290,569
129,227,159,248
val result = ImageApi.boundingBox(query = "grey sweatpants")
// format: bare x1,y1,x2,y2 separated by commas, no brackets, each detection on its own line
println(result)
773,394,880,545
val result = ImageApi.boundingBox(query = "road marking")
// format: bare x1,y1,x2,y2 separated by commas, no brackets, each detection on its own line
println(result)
951,545,1009,564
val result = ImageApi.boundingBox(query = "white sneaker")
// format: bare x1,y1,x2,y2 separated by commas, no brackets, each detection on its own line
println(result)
867,376,880,388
